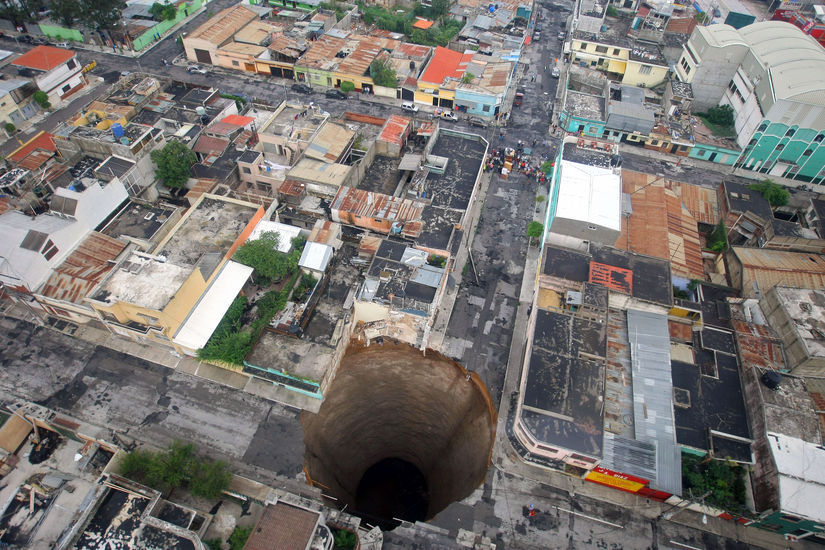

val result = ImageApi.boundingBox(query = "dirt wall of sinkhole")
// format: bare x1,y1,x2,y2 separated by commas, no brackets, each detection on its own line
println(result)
302,340,497,519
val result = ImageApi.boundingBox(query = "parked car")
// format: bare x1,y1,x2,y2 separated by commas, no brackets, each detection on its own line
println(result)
401,101,419,113
18,35,33,44
551,67,561,78
187,65,208,75
514,88,525,107
433,108,457,121
120,71,131,77
534,32,541,40
55,41,69,48
291,83,312,94
468,117,488,128
325,88,347,100
535,24,543,32
558,31,566,40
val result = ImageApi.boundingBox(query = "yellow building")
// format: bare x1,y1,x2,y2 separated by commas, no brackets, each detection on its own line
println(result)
416,46,473,108
87,194,264,354
0,79,37,129
569,38,669,88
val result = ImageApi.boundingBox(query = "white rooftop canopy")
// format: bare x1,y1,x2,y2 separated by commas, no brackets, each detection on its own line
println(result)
767,431,825,522
299,242,333,272
173,260,253,352
556,160,622,232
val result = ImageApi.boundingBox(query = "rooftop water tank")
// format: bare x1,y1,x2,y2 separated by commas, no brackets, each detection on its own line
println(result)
196,106,206,116
111,123,125,139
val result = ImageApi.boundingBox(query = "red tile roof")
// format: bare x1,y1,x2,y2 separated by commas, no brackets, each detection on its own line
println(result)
222,114,255,127
379,114,410,146
192,135,229,156
9,131,57,165
244,502,320,550
39,232,128,303
413,18,434,29
420,46,473,86
12,45,75,71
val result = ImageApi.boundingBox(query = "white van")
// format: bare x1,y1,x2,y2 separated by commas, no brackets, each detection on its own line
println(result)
401,101,419,113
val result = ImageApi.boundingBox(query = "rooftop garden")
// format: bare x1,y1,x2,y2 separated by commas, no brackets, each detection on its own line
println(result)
681,452,748,515
197,231,311,366
354,0,463,47
695,105,736,139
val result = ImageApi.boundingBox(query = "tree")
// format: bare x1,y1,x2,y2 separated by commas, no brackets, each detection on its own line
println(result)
228,526,252,550
706,220,728,252
150,140,196,188
0,0,43,26
79,0,127,31
4,122,15,134
190,459,232,499
749,179,789,207
527,221,543,246
33,91,50,110
369,57,397,88
234,231,291,281
50,0,81,27
149,1,177,20
461,72,474,84
430,0,449,18
606,4,619,16
706,104,734,126
333,529,357,549
339,81,355,93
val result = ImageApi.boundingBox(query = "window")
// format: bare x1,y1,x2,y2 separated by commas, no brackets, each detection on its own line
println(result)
595,45,608,54
776,143,785,151
587,225,598,230
786,128,795,137
815,134,824,143
803,149,813,156
66,59,77,70
41,239,58,260
241,167,251,174
748,138,757,146
232,60,239,66
680,58,691,74
613,48,621,55
61,84,71,93
482,105,490,112
569,453,597,463
639,65,652,75
757,122,768,132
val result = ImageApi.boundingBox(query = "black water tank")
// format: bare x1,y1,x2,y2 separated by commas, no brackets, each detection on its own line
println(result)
761,370,782,390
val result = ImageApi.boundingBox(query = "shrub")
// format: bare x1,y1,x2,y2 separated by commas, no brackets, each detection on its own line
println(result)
228,526,252,550
682,453,747,513
706,220,728,252
149,1,177,20
333,529,357,549
706,104,734,126
339,81,355,93
540,160,555,174
4,122,15,134
606,4,619,16
749,179,789,207
33,91,50,109
527,221,543,245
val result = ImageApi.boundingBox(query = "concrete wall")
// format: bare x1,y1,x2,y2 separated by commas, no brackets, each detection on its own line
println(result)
676,32,746,111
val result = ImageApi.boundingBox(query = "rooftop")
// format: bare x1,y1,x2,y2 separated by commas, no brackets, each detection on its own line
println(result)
767,286,825,361
91,251,192,310
296,34,347,71
573,16,668,66
244,502,321,550
520,307,606,458
39,232,128,303
101,201,177,242
360,240,446,312
554,159,622,233
730,247,825,297
331,186,424,238
187,4,258,45
419,46,474,86
671,326,752,461
304,122,355,163
12,45,75,71
156,196,260,267
767,432,825,523
617,171,704,279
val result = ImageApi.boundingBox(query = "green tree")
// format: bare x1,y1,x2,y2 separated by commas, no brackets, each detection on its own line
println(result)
339,81,355,93
706,104,734,126
150,140,196,188
461,72,474,84
50,0,81,27
749,179,789,207
234,231,290,281
228,526,252,550
0,0,43,26
4,122,15,134
33,91,50,110
606,4,619,16
79,0,127,31
430,0,450,18
527,221,543,246
707,220,728,252
203,539,222,550
190,459,231,499
540,160,555,174
149,1,177,20
333,529,357,549
369,57,397,88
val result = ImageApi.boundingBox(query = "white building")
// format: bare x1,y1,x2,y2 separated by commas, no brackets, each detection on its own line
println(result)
0,178,129,295
675,22,825,182
11,46,86,105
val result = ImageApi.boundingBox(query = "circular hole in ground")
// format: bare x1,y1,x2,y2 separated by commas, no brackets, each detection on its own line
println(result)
303,341,496,530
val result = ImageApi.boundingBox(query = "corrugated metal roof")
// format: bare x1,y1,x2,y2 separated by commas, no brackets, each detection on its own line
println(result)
379,115,410,146
331,185,424,237
411,263,444,288
304,123,354,163
192,135,228,156
187,4,257,45
767,432,825,522
732,247,825,296
39,232,128,303
626,309,682,495
297,34,347,71
299,241,333,272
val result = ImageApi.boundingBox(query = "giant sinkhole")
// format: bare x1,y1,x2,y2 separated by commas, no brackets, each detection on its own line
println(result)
302,340,496,530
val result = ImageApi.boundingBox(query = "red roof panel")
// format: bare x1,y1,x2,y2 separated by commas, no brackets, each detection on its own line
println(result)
12,45,75,71
420,46,473,86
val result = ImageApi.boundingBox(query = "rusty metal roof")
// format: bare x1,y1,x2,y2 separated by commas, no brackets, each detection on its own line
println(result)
668,179,718,225
331,186,423,237
39,232,127,303
192,135,228,156
732,247,825,294
336,36,399,80
187,4,257,45
297,34,347,71
378,115,410,146
244,502,320,550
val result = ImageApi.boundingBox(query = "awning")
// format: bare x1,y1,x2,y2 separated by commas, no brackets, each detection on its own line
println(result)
173,261,254,352
299,242,333,272
399,153,422,171
453,100,478,109
607,59,627,73
0,414,32,454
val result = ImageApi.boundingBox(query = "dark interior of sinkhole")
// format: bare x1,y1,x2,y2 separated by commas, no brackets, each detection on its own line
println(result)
302,341,497,530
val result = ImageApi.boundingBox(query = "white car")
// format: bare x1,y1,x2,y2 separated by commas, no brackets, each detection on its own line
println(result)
433,108,457,121
401,101,419,113
551,67,561,78
187,65,209,75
